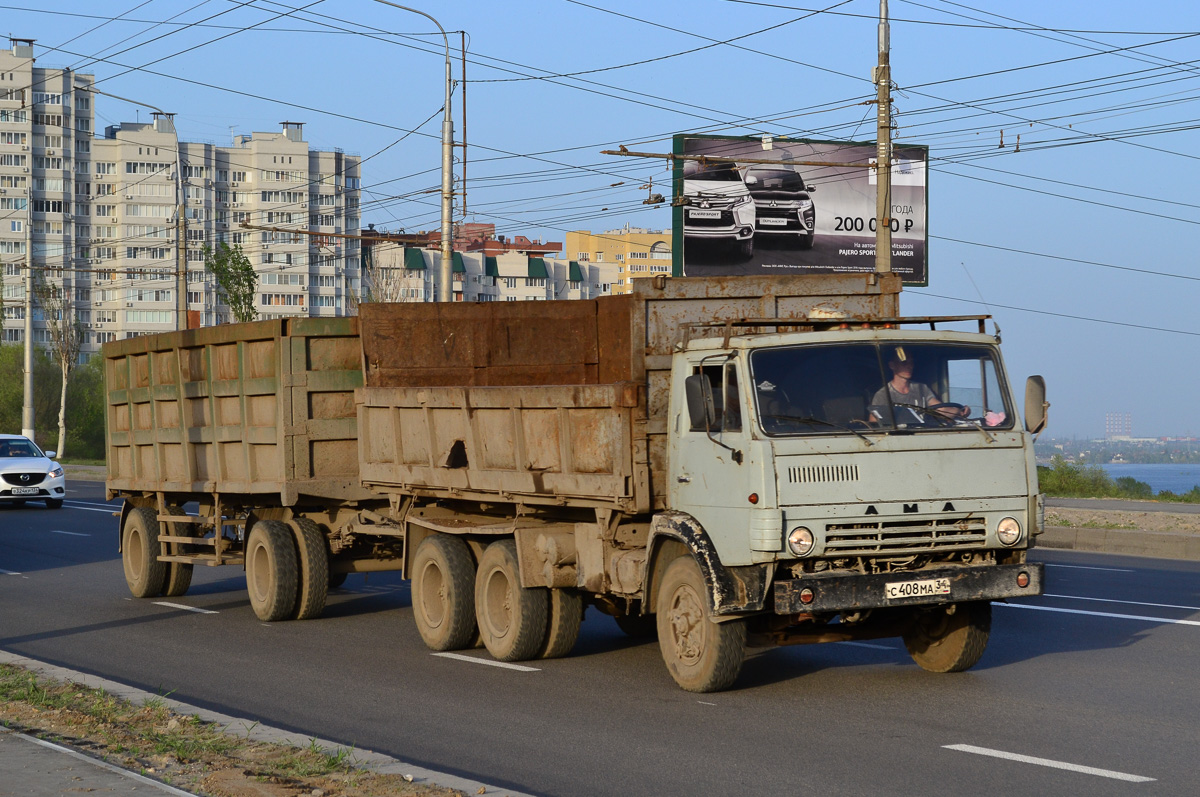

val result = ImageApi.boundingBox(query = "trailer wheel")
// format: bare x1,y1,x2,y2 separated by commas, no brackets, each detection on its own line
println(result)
475,539,548,662
122,506,167,599
903,601,991,673
245,520,299,622
411,534,478,651
286,518,329,620
160,506,196,598
539,589,584,659
656,556,745,693
615,613,658,639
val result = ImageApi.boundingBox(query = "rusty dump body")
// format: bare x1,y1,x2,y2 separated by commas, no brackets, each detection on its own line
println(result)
104,316,369,507
356,273,900,513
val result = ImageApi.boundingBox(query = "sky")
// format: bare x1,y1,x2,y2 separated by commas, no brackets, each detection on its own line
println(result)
6,0,1199,438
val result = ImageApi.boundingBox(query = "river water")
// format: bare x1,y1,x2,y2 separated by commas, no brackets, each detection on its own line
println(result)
1099,463,1200,494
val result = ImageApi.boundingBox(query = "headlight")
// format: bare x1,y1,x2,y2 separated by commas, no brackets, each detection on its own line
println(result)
733,194,754,207
49,466,64,478
797,199,813,211
787,526,815,556
997,517,1022,546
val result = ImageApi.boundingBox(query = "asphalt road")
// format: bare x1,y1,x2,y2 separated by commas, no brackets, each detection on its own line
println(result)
3,483,1199,795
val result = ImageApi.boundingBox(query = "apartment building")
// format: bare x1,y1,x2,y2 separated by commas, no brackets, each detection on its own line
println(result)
0,38,360,356
361,244,618,303
565,225,672,295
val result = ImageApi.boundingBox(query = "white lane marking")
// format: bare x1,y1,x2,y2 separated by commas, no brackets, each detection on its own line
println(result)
0,568,21,575
64,505,117,514
697,701,716,706
1000,602,1200,626
65,500,121,509
1044,593,1200,612
50,529,89,537
432,652,540,672
837,641,895,650
944,744,1155,783
153,601,219,615
16,732,199,796
1043,563,1134,573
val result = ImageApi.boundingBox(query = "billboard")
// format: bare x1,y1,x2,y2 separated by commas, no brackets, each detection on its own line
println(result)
671,135,929,286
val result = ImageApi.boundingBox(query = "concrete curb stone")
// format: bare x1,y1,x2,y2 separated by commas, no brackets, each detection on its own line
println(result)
1037,526,1200,561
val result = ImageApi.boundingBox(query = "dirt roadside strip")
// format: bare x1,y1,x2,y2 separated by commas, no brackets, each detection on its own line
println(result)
0,650,534,797
1041,506,1200,561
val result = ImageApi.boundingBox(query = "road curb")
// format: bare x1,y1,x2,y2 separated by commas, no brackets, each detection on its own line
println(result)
0,649,535,797
1037,526,1200,561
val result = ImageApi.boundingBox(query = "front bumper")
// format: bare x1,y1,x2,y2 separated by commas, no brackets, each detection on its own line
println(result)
0,476,65,502
773,562,1042,614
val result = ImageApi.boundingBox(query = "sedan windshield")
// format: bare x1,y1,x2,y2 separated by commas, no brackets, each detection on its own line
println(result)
0,438,41,458
750,342,1013,435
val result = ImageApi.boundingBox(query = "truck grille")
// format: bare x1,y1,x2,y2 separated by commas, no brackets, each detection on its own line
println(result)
823,517,987,556
2,472,46,486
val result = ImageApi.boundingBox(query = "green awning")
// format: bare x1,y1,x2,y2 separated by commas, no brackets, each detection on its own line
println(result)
568,260,584,282
485,256,499,277
452,251,466,273
528,257,548,279
404,248,426,270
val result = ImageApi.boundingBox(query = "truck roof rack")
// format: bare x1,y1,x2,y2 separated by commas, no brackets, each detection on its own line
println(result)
682,315,993,348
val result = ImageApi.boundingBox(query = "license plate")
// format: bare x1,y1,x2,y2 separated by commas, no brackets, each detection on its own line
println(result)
688,209,721,219
885,577,951,600
758,217,788,226
10,487,39,495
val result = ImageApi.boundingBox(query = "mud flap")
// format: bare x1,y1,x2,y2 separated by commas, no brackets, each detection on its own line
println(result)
647,511,772,616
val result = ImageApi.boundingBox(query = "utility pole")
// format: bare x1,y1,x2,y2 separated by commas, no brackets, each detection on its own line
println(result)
165,114,187,331
22,177,34,441
874,0,892,275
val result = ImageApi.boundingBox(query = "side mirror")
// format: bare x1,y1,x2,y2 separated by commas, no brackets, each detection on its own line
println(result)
44,450,57,459
744,175,758,185
1024,375,1048,434
806,184,816,192
685,374,716,432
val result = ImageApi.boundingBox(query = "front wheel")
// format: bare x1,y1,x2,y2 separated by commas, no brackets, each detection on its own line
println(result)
45,498,63,509
656,556,745,692
475,539,548,662
737,238,754,261
903,601,991,673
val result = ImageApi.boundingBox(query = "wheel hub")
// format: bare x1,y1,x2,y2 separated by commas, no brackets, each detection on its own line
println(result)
669,585,705,664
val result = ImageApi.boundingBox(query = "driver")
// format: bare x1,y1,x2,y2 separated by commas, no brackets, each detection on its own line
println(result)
870,348,968,423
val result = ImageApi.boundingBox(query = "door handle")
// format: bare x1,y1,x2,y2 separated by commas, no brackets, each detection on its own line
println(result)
677,475,691,483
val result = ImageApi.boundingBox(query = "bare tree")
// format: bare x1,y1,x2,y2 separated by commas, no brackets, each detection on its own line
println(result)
355,243,425,310
32,275,83,458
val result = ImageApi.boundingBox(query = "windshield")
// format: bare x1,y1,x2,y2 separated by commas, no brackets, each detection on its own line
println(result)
683,160,743,182
750,342,1014,435
0,437,42,458
746,168,807,191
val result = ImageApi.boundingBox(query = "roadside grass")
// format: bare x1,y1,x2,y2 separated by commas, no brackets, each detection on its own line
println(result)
0,663,461,796
1044,513,1138,530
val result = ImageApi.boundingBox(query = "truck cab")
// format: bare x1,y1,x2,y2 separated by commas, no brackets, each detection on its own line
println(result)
659,318,1045,685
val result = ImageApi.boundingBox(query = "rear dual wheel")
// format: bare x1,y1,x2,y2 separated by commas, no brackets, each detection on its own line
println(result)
122,507,167,599
245,518,331,622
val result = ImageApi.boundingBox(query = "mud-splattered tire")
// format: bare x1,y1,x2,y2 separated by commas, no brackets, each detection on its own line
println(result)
245,520,298,622
122,506,167,599
656,556,746,693
44,498,63,509
160,506,196,598
412,534,478,651
615,613,658,639
287,518,330,620
903,601,992,673
539,588,584,659
475,539,548,662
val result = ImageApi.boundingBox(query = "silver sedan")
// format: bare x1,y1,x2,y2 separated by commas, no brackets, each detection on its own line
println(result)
0,434,66,509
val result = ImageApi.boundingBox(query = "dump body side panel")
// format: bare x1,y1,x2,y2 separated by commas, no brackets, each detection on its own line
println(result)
358,382,643,512
104,317,369,503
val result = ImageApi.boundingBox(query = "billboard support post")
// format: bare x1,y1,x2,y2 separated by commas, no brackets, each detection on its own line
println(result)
874,0,892,275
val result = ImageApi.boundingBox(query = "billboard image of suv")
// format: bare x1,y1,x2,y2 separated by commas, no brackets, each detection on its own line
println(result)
682,158,756,262
742,164,816,249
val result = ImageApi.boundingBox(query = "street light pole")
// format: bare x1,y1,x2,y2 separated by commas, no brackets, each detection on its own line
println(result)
372,1,454,302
